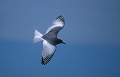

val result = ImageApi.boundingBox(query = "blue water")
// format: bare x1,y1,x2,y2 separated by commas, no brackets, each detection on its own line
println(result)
0,41,120,77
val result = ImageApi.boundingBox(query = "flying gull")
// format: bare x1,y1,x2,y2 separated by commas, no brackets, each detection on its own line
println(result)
33,15,65,65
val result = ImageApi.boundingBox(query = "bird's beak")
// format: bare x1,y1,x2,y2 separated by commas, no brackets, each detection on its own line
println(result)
63,42,66,45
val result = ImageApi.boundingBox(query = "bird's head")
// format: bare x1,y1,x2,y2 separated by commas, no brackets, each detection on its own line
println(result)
56,39,66,45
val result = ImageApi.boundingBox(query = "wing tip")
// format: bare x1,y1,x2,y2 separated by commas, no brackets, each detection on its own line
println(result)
41,55,54,65
41,57,46,65
56,15,65,24
56,15,64,19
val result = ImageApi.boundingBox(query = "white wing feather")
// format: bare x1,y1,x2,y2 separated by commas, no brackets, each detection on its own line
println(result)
45,17,64,34
42,40,56,65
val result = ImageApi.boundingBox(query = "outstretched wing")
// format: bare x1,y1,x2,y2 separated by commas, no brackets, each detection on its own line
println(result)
45,15,65,36
42,40,56,65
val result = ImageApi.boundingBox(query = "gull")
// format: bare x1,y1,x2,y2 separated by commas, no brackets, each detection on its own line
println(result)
33,15,65,65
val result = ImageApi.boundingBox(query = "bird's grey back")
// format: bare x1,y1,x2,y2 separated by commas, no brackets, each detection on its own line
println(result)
42,26,63,45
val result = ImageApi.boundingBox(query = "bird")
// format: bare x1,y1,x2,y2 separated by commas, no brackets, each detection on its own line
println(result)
33,15,65,65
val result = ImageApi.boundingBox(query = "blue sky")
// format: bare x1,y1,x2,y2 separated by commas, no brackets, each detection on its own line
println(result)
0,0,120,77
0,0,120,45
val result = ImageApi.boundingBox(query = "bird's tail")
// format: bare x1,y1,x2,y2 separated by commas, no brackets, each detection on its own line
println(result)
33,29,43,43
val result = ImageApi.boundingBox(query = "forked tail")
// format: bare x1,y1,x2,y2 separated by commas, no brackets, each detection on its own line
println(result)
33,29,43,43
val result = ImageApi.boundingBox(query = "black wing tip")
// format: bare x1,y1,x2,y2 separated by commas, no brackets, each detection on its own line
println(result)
56,15,64,19
41,56,51,65
56,15,65,23
41,54,54,65
59,15,64,17
41,57,47,65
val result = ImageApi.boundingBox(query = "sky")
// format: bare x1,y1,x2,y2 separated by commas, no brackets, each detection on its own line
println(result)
0,0,120,77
